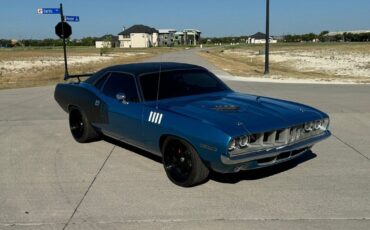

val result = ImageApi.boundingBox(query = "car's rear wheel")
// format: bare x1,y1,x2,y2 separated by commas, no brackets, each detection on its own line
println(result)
69,107,99,143
162,137,209,187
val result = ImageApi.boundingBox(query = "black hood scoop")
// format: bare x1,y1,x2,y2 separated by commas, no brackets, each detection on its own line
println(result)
211,105,240,112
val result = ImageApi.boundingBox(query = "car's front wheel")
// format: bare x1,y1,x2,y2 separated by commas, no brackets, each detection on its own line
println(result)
69,107,99,143
162,137,209,187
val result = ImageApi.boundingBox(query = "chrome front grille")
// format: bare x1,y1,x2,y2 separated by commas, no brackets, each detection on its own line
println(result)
229,121,328,157
249,126,304,147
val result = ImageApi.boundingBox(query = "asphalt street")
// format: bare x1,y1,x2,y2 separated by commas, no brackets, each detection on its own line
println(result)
0,49,369,229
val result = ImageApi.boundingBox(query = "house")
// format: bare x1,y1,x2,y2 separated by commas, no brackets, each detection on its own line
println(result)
158,29,177,47
118,25,158,48
95,41,112,49
174,32,184,45
174,29,201,46
95,34,119,48
247,32,277,44
183,29,201,45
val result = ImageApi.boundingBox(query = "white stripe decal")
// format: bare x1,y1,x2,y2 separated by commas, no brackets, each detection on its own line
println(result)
150,112,155,122
158,114,163,124
153,113,160,123
148,111,163,125
152,112,158,122
148,111,153,122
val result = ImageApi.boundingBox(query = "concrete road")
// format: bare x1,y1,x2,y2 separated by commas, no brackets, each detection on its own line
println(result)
0,49,369,230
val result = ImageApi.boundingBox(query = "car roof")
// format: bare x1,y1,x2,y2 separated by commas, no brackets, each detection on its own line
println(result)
85,62,206,84
103,62,205,76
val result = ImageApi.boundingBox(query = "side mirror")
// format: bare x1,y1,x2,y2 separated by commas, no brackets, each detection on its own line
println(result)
116,93,128,104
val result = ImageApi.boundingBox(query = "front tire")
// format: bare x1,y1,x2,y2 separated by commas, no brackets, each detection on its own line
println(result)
162,137,209,187
69,107,99,143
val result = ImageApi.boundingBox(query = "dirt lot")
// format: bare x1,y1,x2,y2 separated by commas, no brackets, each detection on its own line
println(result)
199,43,370,83
0,47,175,89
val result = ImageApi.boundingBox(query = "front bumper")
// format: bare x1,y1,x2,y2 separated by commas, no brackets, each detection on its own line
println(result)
217,131,331,172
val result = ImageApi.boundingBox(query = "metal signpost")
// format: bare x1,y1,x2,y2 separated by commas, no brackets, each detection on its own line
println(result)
37,4,81,80
264,0,270,75
59,4,69,78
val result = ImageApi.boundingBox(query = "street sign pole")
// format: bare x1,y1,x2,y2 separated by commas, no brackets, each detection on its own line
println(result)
59,3,69,79
264,0,270,75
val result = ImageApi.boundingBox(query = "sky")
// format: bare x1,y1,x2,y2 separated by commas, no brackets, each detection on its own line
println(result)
1,0,370,39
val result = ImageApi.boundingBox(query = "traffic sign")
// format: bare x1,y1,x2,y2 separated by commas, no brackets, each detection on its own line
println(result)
55,22,72,39
37,8,60,14
65,16,80,22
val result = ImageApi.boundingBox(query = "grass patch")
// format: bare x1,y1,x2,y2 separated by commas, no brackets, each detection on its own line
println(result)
199,43,370,83
0,46,178,89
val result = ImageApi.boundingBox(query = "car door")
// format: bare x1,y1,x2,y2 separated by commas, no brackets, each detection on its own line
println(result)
99,72,143,144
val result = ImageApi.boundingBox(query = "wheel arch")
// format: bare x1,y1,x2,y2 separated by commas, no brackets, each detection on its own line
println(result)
159,134,211,167
68,104,80,112
159,134,193,152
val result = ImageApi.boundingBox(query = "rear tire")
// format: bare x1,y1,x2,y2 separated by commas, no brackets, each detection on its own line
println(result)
69,107,99,143
162,137,209,187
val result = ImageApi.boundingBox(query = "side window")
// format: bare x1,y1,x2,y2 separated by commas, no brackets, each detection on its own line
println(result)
102,72,140,102
94,73,110,91
140,73,159,101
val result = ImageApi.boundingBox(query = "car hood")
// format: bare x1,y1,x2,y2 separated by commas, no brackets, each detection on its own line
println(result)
160,92,326,136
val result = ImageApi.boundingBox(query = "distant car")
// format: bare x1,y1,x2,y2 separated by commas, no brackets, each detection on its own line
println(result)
54,62,331,187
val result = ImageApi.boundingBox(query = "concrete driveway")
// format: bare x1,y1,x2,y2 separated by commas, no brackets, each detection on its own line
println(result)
0,49,369,229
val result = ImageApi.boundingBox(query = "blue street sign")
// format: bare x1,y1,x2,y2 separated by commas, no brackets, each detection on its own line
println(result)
65,16,80,22
37,8,60,14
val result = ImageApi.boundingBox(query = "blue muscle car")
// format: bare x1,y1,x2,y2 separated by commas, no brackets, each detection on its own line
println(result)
54,62,331,187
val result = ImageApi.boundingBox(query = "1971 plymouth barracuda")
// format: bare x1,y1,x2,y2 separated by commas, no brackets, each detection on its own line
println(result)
55,62,331,187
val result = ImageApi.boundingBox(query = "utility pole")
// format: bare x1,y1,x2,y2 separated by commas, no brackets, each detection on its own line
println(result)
264,0,270,75
59,3,69,78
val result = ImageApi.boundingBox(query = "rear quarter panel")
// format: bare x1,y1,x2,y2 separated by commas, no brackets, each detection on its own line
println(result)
54,83,108,124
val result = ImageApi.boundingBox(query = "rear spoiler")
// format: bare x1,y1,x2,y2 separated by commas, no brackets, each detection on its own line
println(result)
64,73,94,82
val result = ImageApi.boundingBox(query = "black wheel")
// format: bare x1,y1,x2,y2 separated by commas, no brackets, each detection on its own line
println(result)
69,107,99,143
162,137,209,187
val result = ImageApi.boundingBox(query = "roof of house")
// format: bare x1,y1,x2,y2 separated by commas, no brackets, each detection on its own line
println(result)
99,34,119,41
158,29,177,34
249,32,275,40
183,29,201,33
250,32,267,39
118,25,158,35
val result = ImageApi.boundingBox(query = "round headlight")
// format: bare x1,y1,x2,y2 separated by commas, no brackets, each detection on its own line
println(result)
228,139,236,151
314,120,321,130
238,136,249,148
296,127,303,140
290,129,296,142
304,122,313,132
320,118,330,130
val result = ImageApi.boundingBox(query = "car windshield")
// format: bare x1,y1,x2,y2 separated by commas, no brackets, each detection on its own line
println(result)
140,69,229,101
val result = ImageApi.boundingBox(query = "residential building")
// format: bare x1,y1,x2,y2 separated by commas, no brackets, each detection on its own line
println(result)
118,25,158,48
247,32,277,44
95,34,119,48
95,41,112,48
182,29,201,45
158,29,177,47
174,29,201,46
174,32,184,45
